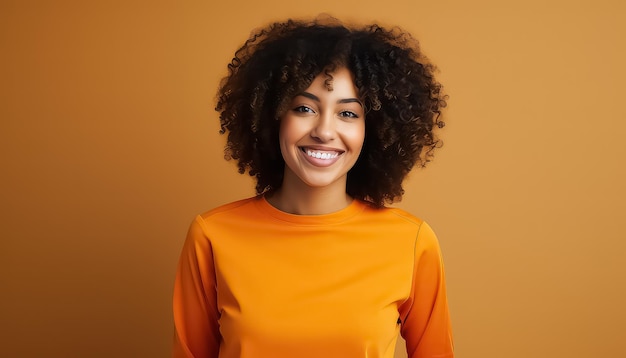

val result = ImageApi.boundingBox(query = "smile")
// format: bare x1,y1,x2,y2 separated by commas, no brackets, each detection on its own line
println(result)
301,147,341,160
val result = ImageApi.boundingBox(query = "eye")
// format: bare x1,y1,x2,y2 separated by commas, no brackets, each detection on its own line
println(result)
339,110,359,119
293,105,315,114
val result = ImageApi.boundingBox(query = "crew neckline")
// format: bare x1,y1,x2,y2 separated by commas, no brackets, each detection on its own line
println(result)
256,195,367,226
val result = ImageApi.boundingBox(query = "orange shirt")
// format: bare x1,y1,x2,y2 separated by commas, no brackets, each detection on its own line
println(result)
173,196,453,358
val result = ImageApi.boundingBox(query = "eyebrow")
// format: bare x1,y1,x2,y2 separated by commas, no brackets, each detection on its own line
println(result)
298,91,363,107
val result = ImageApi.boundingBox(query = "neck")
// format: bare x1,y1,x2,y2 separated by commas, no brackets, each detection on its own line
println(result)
267,173,352,215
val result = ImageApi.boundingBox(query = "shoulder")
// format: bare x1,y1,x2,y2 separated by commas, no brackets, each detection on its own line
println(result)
361,203,440,249
198,196,261,221
384,206,425,226
360,202,425,228
185,196,262,240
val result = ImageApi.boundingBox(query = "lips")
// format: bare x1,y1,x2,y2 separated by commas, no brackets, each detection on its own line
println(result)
299,147,343,166
306,150,339,160
301,147,342,158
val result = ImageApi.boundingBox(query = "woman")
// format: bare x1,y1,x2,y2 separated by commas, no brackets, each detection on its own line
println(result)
173,17,453,358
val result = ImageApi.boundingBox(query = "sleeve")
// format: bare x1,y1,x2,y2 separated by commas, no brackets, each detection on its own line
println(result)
172,216,221,358
399,221,454,358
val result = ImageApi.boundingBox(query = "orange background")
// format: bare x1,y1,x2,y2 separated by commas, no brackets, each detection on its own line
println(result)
1,1,625,357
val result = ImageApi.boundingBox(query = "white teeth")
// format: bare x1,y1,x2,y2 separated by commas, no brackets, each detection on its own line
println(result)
306,149,339,160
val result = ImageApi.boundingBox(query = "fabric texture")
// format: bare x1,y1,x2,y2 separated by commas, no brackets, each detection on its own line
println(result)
173,196,453,358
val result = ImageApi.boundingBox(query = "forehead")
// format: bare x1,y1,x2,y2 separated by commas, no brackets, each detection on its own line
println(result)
305,67,358,94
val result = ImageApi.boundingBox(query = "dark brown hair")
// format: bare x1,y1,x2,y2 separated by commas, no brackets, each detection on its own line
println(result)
216,17,447,207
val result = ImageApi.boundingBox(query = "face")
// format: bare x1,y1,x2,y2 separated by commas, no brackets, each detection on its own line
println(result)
279,67,365,191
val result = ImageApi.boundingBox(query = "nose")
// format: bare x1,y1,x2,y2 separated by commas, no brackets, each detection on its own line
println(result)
310,112,335,142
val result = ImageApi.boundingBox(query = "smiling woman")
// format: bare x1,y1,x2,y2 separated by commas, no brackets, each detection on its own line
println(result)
274,67,366,214
173,16,452,358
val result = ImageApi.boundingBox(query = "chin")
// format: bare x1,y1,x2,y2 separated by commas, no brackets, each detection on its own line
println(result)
298,174,346,190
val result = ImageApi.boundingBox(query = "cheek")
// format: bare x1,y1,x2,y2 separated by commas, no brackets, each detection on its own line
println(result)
277,126,289,160
278,117,302,144
278,120,292,150
278,118,302,162
347,123,366,150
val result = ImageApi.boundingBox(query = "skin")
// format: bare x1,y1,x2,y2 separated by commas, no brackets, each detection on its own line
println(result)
267,67,366,215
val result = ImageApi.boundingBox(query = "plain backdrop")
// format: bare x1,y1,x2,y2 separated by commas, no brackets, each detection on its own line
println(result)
1,0,625,357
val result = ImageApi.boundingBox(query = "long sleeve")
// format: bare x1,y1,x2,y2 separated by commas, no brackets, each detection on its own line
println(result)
172,198,453,358
173,216,220,358
400,221,454,358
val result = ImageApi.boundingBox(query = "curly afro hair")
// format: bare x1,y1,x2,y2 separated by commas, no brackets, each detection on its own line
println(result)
216,17,447,207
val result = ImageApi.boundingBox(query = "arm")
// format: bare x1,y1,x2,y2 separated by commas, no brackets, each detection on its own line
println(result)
173,216,220,358
400,221,454,358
